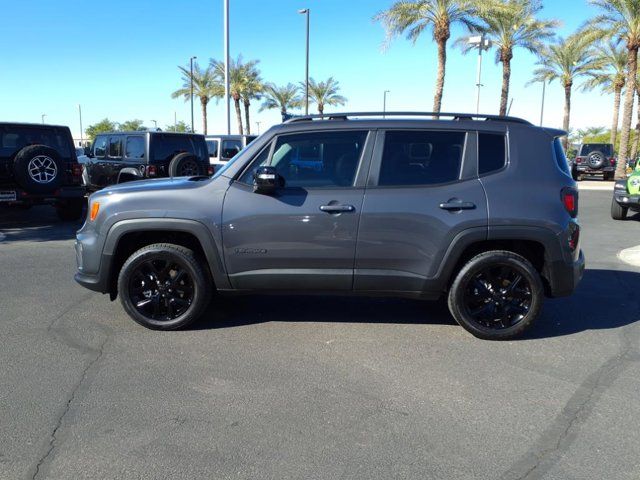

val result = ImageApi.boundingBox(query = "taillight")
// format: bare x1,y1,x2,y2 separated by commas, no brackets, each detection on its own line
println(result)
561,187,578,218
147,165,157,177
568,222,580,252
609,157,616,166
207,165,214,176
71,163,83,177
575,156,584,164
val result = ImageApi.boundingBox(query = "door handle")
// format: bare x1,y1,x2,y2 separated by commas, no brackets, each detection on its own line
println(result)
439,201,476,211
319,204,355,213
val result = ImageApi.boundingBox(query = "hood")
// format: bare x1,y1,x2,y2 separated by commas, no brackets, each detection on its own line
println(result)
99,176,211,196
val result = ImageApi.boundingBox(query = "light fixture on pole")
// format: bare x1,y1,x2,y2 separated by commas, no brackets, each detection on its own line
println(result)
467,35,492,115
41,114,47,124
299,8,310,115
256,121,261,134
151,120,157,129
78,104,83,146
190,56,197,133
224,0,231,134
383,90,390,117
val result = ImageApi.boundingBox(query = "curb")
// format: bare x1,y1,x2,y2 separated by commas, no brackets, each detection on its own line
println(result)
618,246,640,268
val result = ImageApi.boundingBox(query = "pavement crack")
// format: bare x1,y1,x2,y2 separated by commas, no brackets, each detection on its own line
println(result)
28,334,109,480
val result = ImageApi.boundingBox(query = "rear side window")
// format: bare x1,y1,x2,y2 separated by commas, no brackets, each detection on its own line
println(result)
553,138,571,176
125,136,145,159
478,133,506,175
579,144,613,156
93,136,107,158
379,130,465,186
152,135,206,162
222,139,242,159
108,137,122,158
206,140,219,157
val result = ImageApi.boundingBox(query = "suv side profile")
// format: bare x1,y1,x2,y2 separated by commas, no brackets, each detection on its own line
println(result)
206,134,257,171
0,122,85,220
573,143,616,181
75,112,584,340
83,131,211,191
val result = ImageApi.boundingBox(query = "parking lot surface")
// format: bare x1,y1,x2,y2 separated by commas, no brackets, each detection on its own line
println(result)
1,191,639,480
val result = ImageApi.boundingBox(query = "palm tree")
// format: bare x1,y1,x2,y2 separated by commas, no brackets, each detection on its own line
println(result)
240,61,263,135
211,56,256,135
305,77,347,116
582,41,628,148
259,83,302,117
469,0,558,116
374,0,479,114
171,62,222,135
530,34,600,150
589,0,640,179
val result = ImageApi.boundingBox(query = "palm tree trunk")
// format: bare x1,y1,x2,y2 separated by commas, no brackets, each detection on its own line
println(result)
201,98,208,135
318,103,324,118
233,96,244,135
631,87,640,162
616,46,639,180
499,51,513,117
433,38,447,115
611,84,622,149
562,82,572,151
243,99,251,135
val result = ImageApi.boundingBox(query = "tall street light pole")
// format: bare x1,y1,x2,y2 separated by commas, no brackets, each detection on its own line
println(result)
468,35,492,115
383,90,390,117
41,114,47,124
190,56,197,133
224,0,231,134
78,104,84,146
151,120,158,129
539,80,546,126
256,121,261,134
299,8,310,115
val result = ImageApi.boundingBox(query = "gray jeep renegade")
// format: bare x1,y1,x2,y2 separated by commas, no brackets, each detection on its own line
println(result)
74,112,585,340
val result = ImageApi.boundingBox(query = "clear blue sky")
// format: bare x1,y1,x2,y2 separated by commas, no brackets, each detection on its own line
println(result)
0,0,610,139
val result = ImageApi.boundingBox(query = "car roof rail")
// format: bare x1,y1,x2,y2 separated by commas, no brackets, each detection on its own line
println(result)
282,111,532,125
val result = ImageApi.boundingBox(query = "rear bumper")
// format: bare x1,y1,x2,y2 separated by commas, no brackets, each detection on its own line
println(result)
575,165,614,173
546,249,585,297
0,185,85,204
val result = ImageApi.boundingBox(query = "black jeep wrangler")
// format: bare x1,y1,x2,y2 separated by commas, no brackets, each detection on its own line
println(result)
0,122,85,220
83,131,212,191
572,143,616,181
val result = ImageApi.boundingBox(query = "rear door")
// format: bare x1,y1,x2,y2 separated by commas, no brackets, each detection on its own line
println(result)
354,129,488,293
222,129,373,290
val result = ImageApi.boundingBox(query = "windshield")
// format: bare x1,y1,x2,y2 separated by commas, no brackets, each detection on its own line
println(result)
579,144,613,156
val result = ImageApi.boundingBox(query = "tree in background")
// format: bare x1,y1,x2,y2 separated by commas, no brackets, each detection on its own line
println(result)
165,121,193,133
211,56,256,135
530,34,600,150
240,61,263,135
374,0,479,114
305,77,347,116
260,83,302,117
589,0,640,179
171,61,222,135
582,40,628,148
468,0,558,116
119,119,146,131
85,119,118,141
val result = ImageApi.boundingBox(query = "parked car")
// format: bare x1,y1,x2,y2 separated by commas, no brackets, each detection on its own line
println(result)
206,134,257,171
573,143,616,180
83,131,212,191
0,122,85,220
611,160,640,220
75,112,584,340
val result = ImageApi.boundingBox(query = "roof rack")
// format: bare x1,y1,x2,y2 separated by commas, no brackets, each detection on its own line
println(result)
282,111,532,125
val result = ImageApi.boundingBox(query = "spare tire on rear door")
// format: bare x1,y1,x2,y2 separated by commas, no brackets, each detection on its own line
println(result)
13,145,64,193
587,150,606,169
168,152,202,177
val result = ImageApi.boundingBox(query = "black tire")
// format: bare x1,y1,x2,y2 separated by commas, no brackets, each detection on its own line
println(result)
55,198,85,221
611,197,628,220
571,166,579,181
587,150,606,170
13,145,64,193
117,243,212,330
168,153,202,177
447,251,544,340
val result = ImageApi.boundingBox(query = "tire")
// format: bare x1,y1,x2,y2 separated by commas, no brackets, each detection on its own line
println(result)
611,197,628,220
168,153,202,177
55,198,85,221
587,150,606,170
571,167,579,181
117,243,212,330
13,145,64,193
447,251,544,340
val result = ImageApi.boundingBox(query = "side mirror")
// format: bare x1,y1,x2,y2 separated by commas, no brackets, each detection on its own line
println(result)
253,166,284,195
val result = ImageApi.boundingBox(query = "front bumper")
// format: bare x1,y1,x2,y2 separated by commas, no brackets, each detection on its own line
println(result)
614,192,640,206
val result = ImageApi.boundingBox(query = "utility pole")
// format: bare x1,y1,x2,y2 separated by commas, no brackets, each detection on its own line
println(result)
190,56,197,133
540,81,546,126
78,104,84,146
41,114,47,124
299,9,310,115
224,0,231,134
383,90,390,118
256,121,261,134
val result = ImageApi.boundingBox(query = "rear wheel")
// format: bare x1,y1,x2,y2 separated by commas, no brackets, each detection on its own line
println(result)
611,197,628,220
447,251,544,340
13,145,64,194
117,243,212,330
168,153,202,177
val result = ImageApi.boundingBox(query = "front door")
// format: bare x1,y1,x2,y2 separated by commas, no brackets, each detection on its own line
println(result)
222,129,372,290
354,129,489,293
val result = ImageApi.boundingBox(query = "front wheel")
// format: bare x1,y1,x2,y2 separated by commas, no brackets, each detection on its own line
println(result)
447,251,544,340
611,198,628,220
117,243,212,330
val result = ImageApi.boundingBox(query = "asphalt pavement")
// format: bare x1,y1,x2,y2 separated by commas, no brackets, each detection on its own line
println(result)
0,191,639,480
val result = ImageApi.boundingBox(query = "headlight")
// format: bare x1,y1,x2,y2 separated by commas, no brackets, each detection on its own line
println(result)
631,178,640,187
